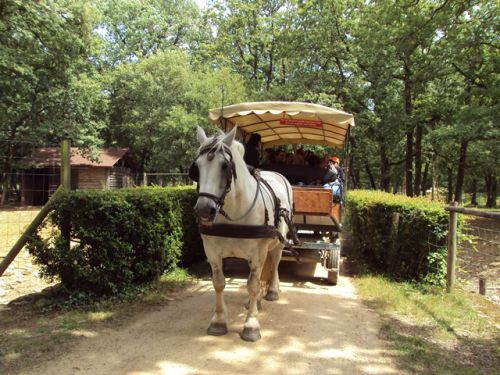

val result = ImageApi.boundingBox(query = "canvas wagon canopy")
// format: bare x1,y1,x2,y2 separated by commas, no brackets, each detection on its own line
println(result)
208,101,355,148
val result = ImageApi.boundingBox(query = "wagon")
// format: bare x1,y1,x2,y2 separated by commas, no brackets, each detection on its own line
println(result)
208,101,354,285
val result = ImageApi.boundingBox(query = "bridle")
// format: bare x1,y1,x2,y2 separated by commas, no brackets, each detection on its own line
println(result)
189,137,248,221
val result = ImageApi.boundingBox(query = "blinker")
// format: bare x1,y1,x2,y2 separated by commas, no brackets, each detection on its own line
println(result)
189,162,199,182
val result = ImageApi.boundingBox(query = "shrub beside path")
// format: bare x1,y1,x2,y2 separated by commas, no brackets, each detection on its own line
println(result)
25,264,405,375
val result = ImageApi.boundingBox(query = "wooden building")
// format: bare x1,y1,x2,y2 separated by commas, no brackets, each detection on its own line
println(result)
21,147,139,205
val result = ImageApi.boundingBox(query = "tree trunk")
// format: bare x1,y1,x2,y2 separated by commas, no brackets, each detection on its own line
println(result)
470,179,478,206
485,173,497,208
454,140,468,204
393,181,399,194
403,61,414,197
0,172,9,206
447,167,453,203
379,142,391,192
365,162,376,190
431,156,438,200
350,166,360,189
349,139,359,189
421,161,430,196
413,123,423,196
0,145,13,206
281,59,286,85
266,21,274,91
405,131,414,197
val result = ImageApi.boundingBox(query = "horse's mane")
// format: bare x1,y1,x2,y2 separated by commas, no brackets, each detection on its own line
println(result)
198,134,245,160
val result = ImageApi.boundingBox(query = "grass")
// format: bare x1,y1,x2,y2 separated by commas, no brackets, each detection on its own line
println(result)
0,208,41,257
462,193,499,210
0,268,192,373
353,275,500,374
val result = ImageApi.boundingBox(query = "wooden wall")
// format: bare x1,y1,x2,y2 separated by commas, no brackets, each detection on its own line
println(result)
20,165,136,205
77,167,107,189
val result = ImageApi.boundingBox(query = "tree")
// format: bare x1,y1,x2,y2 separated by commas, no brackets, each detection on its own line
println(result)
97,0,202,66
0,0,105,204
442,0,499,203
107,50,248,172
205,0,288,91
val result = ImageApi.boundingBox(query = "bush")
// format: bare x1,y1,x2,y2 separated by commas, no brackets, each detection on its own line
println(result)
346,190,459,285
28,187,203,295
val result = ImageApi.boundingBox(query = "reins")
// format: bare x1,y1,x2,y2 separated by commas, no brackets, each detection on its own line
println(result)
220,173,261,222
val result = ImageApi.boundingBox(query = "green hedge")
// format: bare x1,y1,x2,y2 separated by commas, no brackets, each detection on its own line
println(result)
346,190,458,285
28,187,203,295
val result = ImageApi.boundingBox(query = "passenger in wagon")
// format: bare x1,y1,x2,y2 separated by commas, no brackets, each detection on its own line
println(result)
275,149,287,164
330,156,345,182
323,156,344,203
260,148,275,168
292,148,307,165
243,133,261,168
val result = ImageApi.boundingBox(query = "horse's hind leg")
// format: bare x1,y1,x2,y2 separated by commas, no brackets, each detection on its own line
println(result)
240,261,263,342
264,243,282,301
207,260,228,336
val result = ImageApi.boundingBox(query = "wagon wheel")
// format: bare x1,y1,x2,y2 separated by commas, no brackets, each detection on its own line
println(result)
325,245,341,285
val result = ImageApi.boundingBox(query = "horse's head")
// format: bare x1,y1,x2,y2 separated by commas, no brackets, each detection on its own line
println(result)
190,126,240,225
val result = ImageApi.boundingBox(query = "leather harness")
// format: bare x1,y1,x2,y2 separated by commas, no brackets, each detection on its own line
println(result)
190,139,299,245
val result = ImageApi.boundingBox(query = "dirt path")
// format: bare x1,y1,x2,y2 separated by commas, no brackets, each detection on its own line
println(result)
23,262,404,375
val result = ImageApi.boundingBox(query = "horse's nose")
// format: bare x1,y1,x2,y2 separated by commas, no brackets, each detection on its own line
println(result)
194,198,218,222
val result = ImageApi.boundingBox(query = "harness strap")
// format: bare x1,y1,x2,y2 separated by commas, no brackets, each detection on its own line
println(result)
199,224,280,239
272,173,300,245
279,208,300,245
197,192,224,206
259,177,281,227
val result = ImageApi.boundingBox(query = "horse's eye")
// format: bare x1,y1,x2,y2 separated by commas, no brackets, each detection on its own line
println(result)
221,163,228,170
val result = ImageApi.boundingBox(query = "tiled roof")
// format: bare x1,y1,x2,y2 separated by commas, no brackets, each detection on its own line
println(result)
26,147,130,167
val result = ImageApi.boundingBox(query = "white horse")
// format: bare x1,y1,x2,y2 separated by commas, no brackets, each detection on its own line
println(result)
190,126,294,342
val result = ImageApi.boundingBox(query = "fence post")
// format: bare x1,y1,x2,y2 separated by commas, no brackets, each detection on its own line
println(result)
446,201,458,292
479,277,487,295
60,140,71,253
60,139,71,189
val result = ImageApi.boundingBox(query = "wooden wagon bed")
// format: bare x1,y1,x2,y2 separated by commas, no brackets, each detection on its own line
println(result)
292,186,341,232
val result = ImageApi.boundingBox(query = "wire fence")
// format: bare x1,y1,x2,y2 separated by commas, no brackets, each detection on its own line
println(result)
137,173,192,187
457,216,500,303
0,140,61,303
0,140,193,303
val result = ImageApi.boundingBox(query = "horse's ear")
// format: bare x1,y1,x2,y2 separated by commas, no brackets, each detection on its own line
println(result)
196,126,208,144
222,126,237,147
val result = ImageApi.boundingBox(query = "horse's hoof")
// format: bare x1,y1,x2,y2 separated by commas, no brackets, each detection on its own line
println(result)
264,290,279,301
207,322,228,336
240,327,261,342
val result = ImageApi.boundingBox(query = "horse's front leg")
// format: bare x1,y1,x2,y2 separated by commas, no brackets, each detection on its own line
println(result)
207,260,228,336
240,260,264,342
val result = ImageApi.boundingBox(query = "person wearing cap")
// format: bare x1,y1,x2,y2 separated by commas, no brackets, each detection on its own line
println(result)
323,156,339,183
323,156,344,203
244,133,261,168
330,156,345,182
